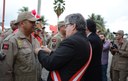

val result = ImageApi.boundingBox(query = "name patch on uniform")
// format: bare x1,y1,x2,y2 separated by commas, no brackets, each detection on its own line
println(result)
52,43,56,49
17,39,23,48
2,44,9,50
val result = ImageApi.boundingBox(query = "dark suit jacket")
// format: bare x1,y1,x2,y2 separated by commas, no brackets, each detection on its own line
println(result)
38,32,91,81
82,32,103,81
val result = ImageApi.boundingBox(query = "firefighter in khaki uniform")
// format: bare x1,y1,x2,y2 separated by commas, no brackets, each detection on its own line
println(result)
35,18,48,46
0,11,41,81
48,21,66,51
0,20,18,47
110,30,128,81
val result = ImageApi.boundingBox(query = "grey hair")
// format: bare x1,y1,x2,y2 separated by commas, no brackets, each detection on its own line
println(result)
64,13,86,31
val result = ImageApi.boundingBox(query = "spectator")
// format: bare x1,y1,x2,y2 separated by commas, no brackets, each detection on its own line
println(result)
48,21,66,51
110,30,128,81
99,33,111,81
84,19,103,81
0,20,18,47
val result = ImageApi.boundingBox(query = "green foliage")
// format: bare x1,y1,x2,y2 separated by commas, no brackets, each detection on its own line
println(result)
18,6,29,13
53,0,65,18
88,13,114,40
88,13,106,32
40,16,48,26
105,29,114,40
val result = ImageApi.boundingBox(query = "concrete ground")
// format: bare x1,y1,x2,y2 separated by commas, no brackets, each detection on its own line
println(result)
41,68,49,81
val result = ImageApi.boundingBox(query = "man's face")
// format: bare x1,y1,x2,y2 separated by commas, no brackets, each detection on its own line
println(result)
115,33,122,40
11,24,18,31
60,25,66,35
23,20,36,33
36,21,43,30
65,23,75,38
99,34,105,40
34,29,41,35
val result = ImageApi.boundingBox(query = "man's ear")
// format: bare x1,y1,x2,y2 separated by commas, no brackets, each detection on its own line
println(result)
19,21,24,26
72,24,76,31
86,27,89,31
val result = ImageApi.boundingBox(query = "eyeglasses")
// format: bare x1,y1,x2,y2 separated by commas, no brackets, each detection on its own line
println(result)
65,23,73,27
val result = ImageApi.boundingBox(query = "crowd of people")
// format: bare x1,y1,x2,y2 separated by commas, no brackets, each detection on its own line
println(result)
0,11,128,81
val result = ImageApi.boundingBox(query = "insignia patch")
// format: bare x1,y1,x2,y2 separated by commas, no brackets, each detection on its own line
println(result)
23,41,29,48
52,43,56,49
17,39,23,48
2,44,9,50
0,34,4,37
52,39,57,42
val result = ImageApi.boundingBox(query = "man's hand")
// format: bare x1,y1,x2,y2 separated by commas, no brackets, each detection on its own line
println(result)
35,47,42,55
41,46,52,54
111,48,119,53
35,46,52,55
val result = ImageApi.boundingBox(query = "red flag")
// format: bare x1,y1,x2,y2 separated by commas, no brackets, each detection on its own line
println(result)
49,25,58,34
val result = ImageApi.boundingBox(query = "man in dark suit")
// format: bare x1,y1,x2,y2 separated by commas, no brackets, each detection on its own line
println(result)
83,19,103,81
35,13,92,81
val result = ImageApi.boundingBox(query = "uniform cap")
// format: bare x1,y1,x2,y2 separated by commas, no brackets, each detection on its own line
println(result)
58,21,65,28
15,11,38,24
113,30,124,36
10,20,17,26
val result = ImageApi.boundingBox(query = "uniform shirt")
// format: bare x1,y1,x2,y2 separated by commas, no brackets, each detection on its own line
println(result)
0,29,13,47
32,32,43,46
101,40,111,65
48,32,65,51
0,30,41,81
111,39,128,71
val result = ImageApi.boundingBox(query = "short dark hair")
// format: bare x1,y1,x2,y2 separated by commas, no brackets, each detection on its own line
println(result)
99,32,106,37
86,19,96,33
58,21,65,30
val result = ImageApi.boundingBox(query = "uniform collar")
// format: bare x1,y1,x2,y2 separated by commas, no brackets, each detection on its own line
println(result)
16,29,34,39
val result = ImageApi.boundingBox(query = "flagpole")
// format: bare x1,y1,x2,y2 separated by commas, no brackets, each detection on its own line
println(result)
2,0,5,32
37,0,41,15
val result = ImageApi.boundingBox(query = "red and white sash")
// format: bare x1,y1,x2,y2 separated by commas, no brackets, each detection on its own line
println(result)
51,44,92,81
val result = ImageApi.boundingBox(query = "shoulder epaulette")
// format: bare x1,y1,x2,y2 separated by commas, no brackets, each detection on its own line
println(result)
4,33,15,41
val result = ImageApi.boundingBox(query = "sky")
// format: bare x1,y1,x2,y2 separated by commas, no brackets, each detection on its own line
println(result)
0,0,128,33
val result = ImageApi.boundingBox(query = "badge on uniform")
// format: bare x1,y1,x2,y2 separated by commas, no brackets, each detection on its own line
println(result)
52,43,56,49
17,39,23,48
0,34,4,37
2,44,9,50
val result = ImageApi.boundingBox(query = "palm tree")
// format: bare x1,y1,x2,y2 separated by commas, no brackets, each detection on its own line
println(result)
105,29,114,40
53,0,65,20
18,6,29,13
88,13,115,40
88,13,106,32
40,16,48,26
